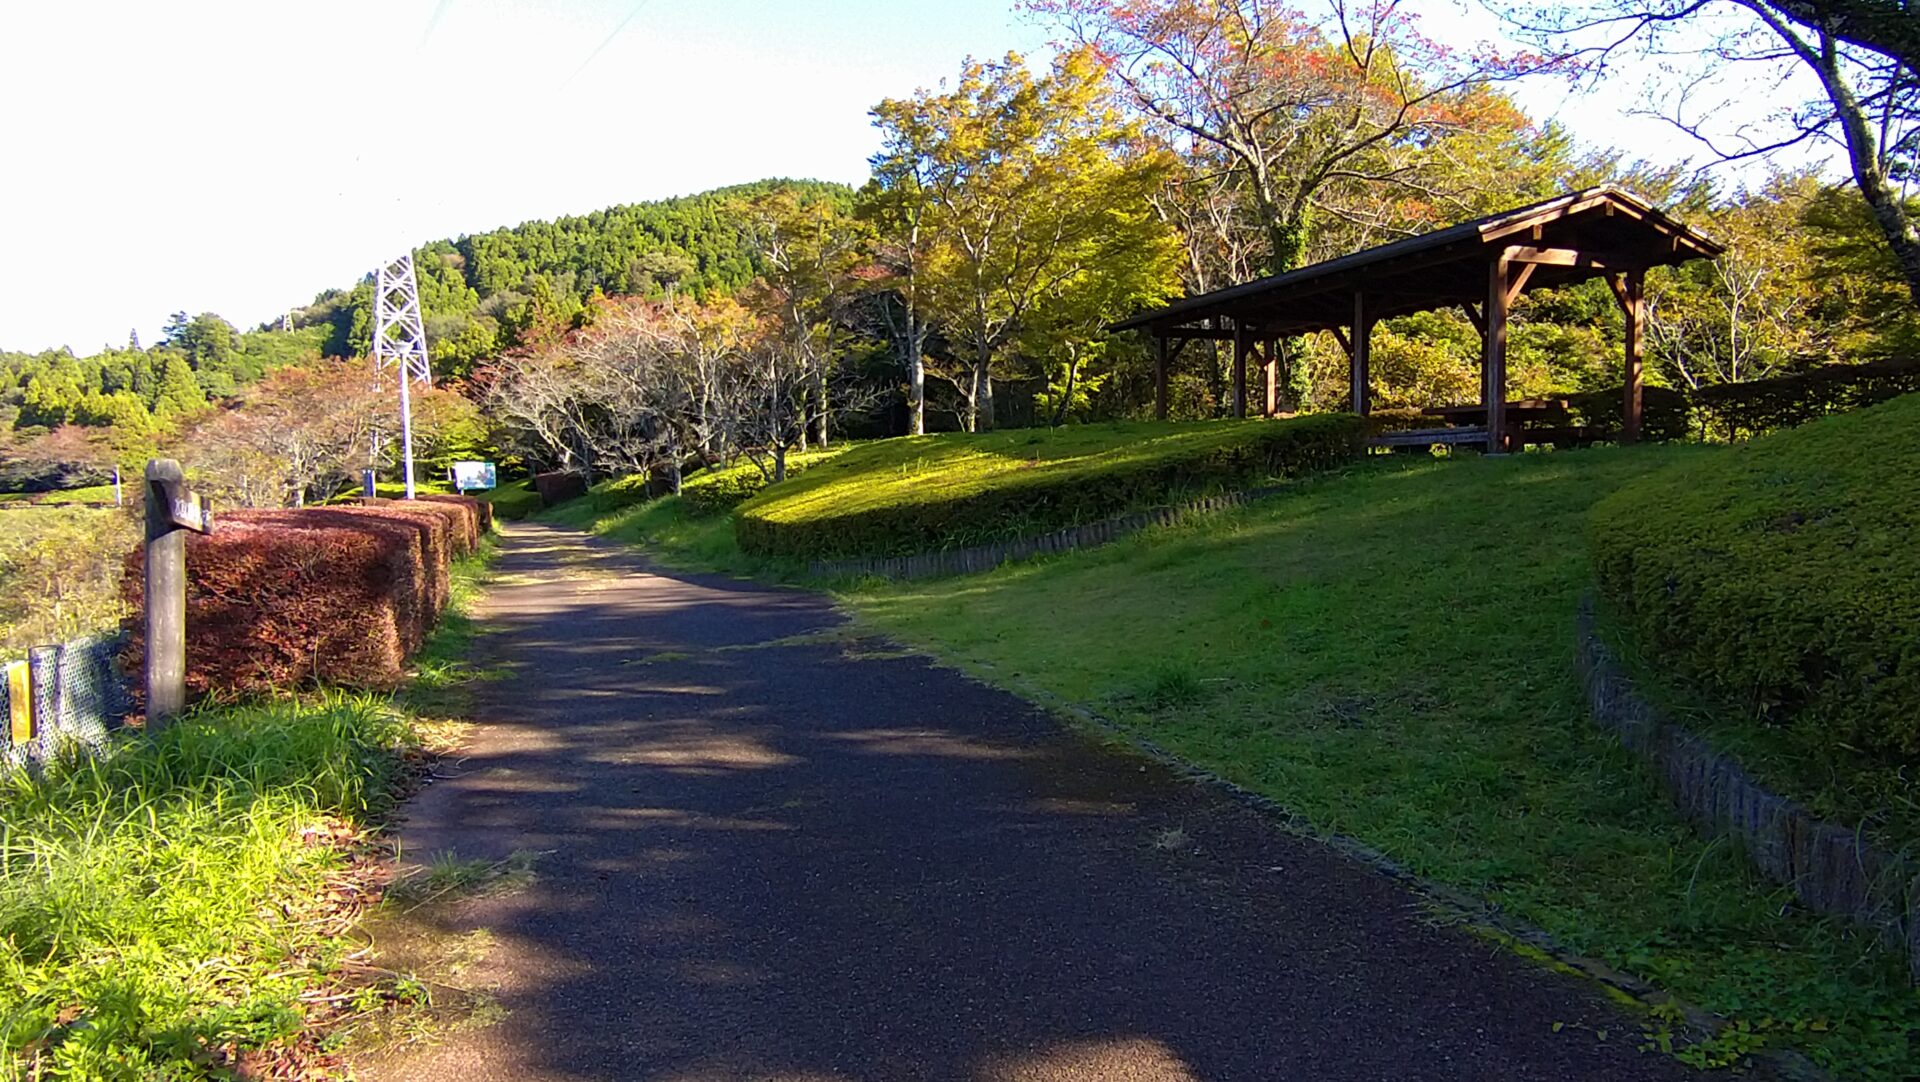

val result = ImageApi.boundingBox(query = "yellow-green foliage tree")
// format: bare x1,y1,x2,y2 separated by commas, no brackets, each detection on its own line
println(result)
870,47,1181,431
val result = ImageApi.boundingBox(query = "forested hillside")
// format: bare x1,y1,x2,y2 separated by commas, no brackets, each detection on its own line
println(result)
0,178,847,492
293,177,851,379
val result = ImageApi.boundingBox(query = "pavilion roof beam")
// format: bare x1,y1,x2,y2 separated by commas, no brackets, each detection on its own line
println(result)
1506,246,1642,271
1117,188,1724,339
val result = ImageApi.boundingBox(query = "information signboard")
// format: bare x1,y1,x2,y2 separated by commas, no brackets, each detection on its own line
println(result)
451,461,498,492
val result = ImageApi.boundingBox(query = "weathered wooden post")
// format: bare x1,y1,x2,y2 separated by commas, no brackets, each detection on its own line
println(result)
143,459,212,731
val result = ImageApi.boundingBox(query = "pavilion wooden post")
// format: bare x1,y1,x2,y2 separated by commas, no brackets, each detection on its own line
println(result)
1262,338,1279,417
1350,291,1371,416
1230,321,1251,418
1484,254,1512,452
1153,334,1170,420
1610,269,1647,443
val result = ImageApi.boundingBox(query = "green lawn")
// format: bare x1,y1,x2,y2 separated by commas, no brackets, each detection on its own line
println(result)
0,485,119,506
844,448,1917,1076
735,416,1360,558
571,440,1918,1077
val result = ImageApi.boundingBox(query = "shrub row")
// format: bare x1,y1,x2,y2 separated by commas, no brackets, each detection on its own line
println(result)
736,415,1366,560
124,496,490,697
1362,386,1691,444
1589,391,1920,774
1694,355,1920,438
1565,384,1692,443
681,454,831,517
532,470,588,508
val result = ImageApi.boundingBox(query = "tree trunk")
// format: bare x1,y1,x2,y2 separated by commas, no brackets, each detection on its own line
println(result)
774,444,787,483
1744,5,1920,307
812,369,829,447
973,343,995,432
1771,0,1920,73
1816,30,1920,306
1052,348,1080,428
906,308,925,436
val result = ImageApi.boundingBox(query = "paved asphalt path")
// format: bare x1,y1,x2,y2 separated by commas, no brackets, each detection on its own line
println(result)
360,520,1697,1082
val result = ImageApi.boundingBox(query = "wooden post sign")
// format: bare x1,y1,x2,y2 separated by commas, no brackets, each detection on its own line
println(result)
143,459,212,730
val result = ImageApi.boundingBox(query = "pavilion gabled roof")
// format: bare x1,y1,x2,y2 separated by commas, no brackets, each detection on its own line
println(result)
1114,187,1724,337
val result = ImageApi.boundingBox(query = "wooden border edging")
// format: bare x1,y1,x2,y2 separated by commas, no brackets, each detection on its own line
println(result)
808,484,1295,581
1012,678,1820,1079
1576,597,1920,983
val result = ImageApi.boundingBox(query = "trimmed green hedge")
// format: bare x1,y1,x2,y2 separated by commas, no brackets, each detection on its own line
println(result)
735,415,1365,560
1695,355,1920,438
681,450,840,517
1590,391,1920,774
583,473,657,513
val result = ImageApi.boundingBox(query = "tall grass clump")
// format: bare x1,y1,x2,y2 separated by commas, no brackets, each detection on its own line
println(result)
0,695,416,1079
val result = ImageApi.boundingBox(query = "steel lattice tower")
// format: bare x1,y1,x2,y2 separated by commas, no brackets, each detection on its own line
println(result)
371,253,433,498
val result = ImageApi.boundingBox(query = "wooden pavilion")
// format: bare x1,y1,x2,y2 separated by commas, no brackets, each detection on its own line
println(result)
1114,187,1724,449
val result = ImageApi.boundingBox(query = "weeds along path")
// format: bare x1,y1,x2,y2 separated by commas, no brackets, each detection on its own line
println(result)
356,519,1696,1082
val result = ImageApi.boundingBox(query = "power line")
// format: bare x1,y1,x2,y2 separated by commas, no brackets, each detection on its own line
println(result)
558,0,655,91
418,0,456,50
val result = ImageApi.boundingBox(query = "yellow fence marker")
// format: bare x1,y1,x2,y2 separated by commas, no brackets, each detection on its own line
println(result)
5,661,30,745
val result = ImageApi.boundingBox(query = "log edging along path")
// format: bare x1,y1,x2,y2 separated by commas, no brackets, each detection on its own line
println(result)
1575,597,1920,984
807,483,1296,581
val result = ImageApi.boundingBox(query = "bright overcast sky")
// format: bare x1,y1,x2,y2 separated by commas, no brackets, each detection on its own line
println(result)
0,0,1823,354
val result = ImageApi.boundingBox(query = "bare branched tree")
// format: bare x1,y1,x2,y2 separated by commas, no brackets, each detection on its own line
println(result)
1502,0,1920,306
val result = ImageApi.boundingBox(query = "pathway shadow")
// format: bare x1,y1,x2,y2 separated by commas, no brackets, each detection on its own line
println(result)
358,521,1698,1082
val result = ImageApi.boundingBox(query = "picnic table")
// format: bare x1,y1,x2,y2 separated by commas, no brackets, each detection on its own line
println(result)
1420,399,1592,453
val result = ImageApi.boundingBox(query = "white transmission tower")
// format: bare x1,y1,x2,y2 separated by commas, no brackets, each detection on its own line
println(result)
371,253,433,499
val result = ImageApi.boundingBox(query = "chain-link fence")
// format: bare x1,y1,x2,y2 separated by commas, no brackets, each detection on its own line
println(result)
2,632,133,767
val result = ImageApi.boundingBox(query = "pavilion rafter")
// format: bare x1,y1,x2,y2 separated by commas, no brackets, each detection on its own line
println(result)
1116,186,1724,443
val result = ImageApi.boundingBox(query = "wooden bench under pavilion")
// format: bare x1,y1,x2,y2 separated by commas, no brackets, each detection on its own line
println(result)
1113,187,1724,450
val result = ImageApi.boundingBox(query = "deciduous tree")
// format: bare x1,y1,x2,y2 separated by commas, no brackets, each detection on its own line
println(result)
1505,0,1920,306
731,189,871,466
870,47,1179,430
1033,0,1550,275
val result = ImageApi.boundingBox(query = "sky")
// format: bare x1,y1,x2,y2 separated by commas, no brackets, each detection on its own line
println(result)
0,0,1828,354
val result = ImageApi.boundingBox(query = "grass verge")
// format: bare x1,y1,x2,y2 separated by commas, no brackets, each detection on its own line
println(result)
0,544,498,1080
568,443,1916,1077
547,493,807,580
0,486,118,506
842,447,1918,1078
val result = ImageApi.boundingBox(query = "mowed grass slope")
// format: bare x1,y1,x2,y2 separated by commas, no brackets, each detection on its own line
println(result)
735,416,1362,559
846,447,1918,1076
